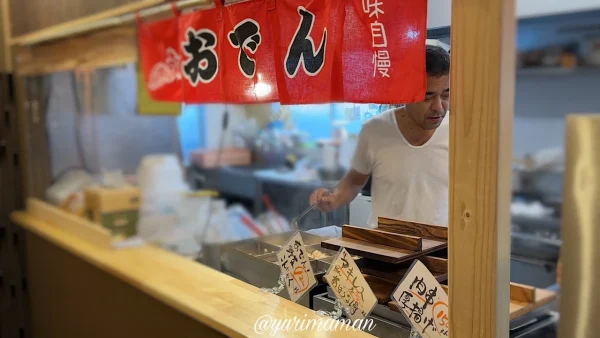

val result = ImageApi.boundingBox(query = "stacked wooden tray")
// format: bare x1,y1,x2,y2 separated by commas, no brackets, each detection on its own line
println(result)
321,217,448,264
320,217,557,320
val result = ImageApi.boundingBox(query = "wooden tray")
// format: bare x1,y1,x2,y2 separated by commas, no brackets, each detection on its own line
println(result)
359,256,448,284
363,274,398,304
321,218,448,264
342,225,423,251
387,283,557,321
378,217,448,241
321,236,447,264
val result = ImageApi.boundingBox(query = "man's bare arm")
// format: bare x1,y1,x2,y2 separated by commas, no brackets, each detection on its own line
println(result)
310,169,370,212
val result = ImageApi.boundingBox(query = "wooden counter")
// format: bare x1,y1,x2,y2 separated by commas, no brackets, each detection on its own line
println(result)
11,199,374,338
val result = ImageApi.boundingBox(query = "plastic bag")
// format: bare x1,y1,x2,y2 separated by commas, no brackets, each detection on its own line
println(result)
258,211,291,234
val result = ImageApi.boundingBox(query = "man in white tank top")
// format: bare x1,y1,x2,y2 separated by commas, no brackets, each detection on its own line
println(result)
310,45,450,227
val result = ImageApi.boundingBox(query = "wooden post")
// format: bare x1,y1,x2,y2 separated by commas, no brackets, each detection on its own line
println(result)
448,0,515,337
0,0,12,71
559,115,600,338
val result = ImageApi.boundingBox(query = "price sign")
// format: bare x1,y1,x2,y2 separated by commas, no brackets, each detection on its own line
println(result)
392,260,449,337
323,248,378,322
276,232,317,302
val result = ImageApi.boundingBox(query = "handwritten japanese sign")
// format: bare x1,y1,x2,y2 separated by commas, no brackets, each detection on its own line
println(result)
323,248,377,322
392,260,449,337
276,232,317,303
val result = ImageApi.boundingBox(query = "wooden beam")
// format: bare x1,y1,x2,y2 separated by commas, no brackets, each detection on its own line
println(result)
14,26,137,76
449,0,515,337
0,0,12,71
9,0,162,46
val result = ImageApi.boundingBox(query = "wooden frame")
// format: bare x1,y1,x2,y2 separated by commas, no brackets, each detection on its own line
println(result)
7,0,518,336
9,0,163,46
449,0,515,337
14,26,137,76
0,0,11,71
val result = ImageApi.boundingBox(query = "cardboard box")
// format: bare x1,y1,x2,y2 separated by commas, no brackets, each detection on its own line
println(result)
190,148,251,168
84,186,141,238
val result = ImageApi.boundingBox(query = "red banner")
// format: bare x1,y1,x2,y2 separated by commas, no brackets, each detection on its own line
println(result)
138,0,427,105
340,0,427,103
223,0,280,103
137,8,183,102
178,5,223,103
269,0,344,103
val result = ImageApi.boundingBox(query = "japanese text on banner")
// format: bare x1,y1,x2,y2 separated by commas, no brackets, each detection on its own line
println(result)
276,232,317,303
323,248,377,322
392,260,449,337
363,0,390,78
139,0,427,104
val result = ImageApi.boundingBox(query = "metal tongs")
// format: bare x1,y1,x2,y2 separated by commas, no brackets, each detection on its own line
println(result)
290,188,335,230
290,201,319,230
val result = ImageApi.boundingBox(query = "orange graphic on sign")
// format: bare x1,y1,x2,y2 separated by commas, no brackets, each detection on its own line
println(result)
290,266,310,293
433,301,449,331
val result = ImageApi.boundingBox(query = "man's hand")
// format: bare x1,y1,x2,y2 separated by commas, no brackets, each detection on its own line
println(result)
309,188,338,212
309,169,369,213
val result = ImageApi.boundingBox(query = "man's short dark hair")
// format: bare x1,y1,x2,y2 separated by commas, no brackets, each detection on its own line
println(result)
426,45,450,77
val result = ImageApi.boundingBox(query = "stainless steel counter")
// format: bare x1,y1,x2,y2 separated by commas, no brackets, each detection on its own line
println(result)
217,231,342,308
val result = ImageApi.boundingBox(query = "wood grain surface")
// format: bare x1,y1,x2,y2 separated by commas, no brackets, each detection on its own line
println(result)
342,225,423,251
509,283,536,304
9,0,162,43
12,199,373,338
419,256,448,274
448,0,515,336
321,237,446,264
508,288,555,320
377,217,448,241
26,232,228,338
360,267,408,284
26,199,112,249
0,0,11,71
388,287,555,321
15,26,136,75
363,275,397,304
443,282,535,304
358,256,448,284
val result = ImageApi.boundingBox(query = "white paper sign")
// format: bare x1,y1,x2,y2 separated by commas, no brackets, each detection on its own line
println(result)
392,260,449,337
323,248,378,322
276,232,317,303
